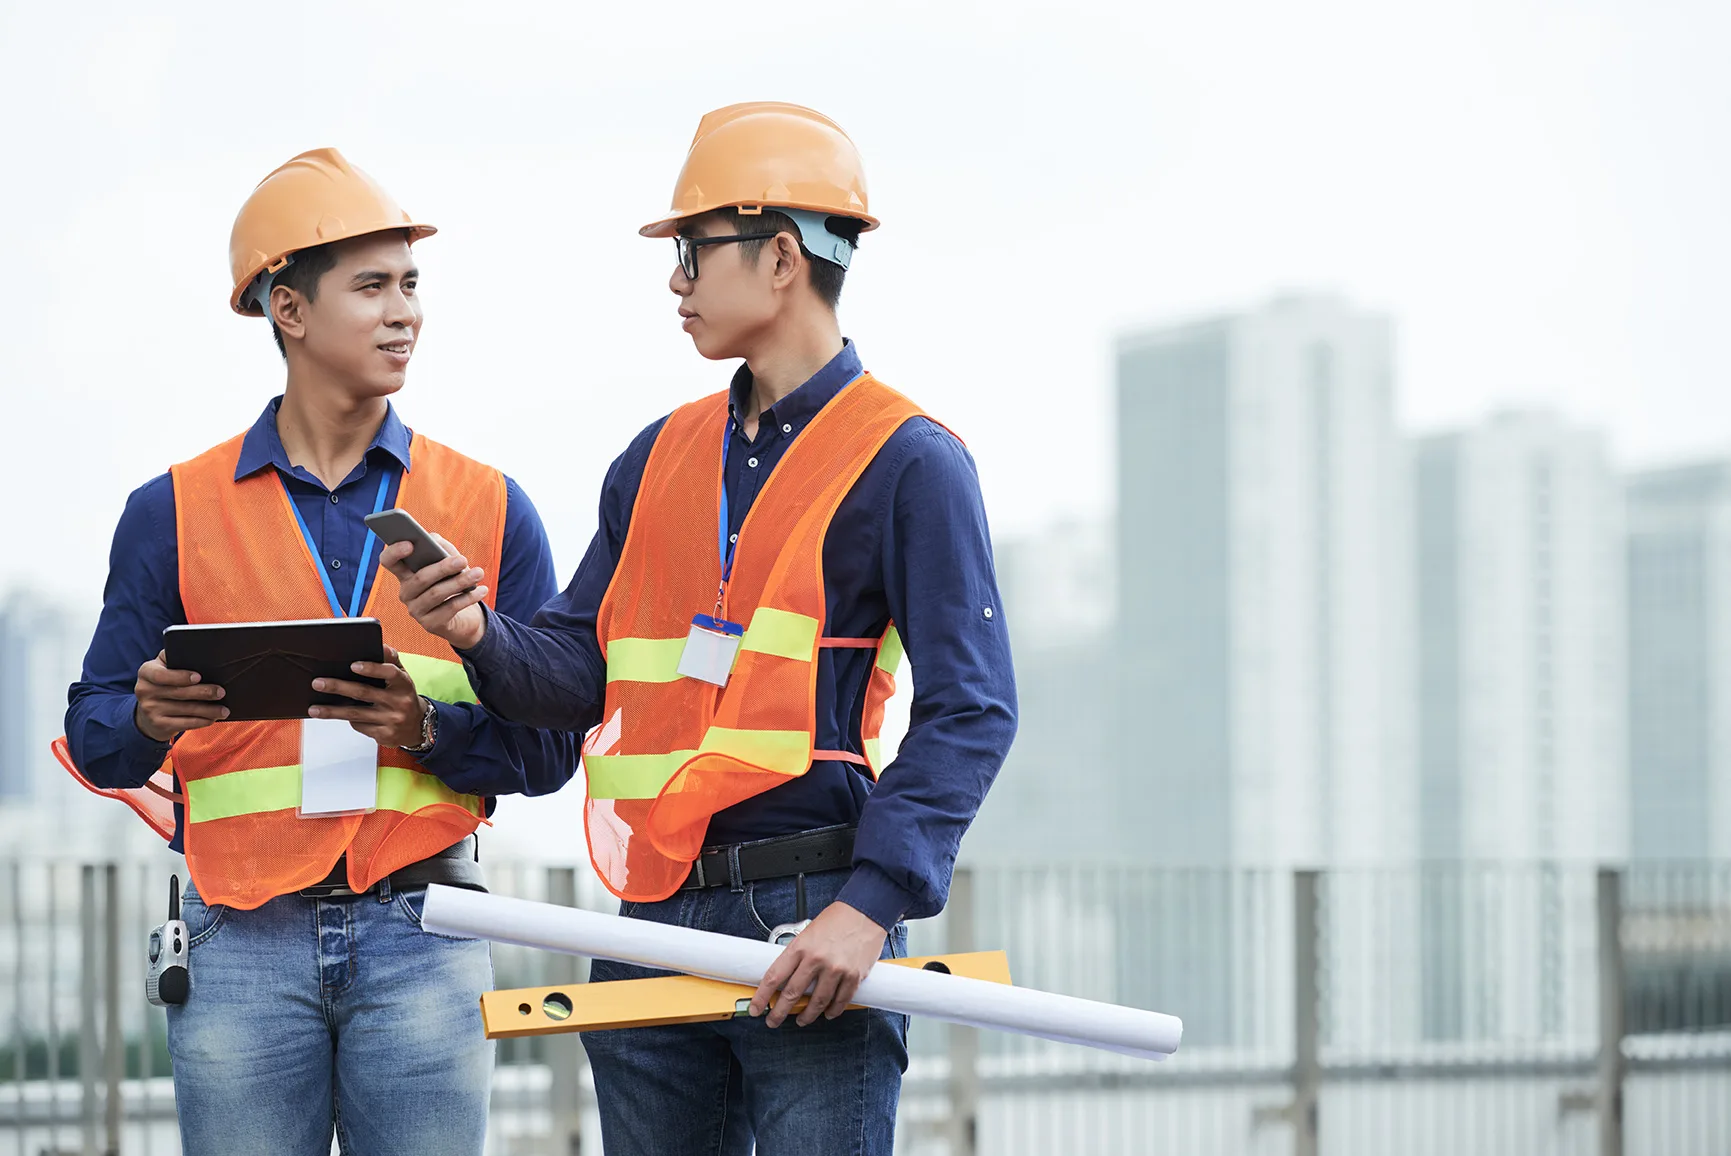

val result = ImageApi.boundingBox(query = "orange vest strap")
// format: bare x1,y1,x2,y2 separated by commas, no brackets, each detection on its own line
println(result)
811,749,871,768
818,637,881,649
145,778,185,805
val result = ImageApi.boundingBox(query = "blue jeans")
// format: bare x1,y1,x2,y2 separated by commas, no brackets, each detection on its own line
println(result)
167,880,495,1156
582,868,910,1156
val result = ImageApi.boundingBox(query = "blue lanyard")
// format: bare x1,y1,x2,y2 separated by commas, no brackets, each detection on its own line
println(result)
283,469,394,618
717,419,739,583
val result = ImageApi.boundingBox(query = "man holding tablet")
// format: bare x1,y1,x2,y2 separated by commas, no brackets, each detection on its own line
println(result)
59,149,577,1155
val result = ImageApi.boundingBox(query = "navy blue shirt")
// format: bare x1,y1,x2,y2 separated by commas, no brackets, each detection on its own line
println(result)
460,343,1018,930
65,398,582,851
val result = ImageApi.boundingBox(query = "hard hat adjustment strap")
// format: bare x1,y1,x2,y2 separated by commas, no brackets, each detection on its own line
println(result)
243,252,296,316
777,207,854,270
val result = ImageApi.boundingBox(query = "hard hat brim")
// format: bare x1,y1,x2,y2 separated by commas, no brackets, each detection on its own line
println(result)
230,222,438,316
639,203,879,241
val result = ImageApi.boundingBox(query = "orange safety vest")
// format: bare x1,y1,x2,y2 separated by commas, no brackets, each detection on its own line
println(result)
586,374,921,901
55,430,502,910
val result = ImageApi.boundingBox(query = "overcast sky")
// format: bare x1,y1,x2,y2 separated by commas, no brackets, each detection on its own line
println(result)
4,1,1726,849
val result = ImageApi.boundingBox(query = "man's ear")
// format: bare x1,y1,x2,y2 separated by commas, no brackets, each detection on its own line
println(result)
769,232,805,291
269,284,308,343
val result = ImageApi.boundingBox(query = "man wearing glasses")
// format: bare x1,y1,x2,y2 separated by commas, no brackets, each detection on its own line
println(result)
389,102,1018,1153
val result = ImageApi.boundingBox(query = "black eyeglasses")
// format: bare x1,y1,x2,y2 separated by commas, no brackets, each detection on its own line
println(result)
675,232,779,280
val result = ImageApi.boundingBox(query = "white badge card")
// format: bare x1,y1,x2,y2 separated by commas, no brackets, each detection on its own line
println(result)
677,615,744,687
299,717,380,818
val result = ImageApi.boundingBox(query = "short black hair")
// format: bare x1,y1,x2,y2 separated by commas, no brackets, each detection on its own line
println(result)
264,240,341,358
724,208,863,310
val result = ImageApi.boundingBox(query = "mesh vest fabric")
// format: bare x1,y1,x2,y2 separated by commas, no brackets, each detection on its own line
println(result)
54,430,504,910
587,375,922,901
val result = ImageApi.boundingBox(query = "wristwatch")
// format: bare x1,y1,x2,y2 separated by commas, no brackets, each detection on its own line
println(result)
400,696,438,755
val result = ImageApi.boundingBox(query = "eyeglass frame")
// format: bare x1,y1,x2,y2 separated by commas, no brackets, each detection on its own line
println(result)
674,232,781,280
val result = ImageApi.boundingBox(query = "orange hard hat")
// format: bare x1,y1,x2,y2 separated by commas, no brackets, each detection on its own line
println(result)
228,148,435,316
639,102,878,241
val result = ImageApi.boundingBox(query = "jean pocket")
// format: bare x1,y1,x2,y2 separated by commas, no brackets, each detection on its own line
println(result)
395,887,482,941
180,888,228,948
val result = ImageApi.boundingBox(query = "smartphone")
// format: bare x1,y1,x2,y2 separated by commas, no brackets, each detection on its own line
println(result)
364,509,453,572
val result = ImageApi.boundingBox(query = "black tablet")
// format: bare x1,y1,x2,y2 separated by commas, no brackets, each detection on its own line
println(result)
162,618,387,722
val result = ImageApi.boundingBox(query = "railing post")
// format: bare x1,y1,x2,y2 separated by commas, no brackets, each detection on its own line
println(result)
103,865,122,1156
79,866,99,1156
1595,867,1625,1156
1293,870,1321,1156
946,867,979,1156
545,867,585,1156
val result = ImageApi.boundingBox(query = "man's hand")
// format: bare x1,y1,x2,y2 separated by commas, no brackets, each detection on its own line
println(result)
750,901,889,1028
382,538,489,651
134,651,228,742
309,645,427,749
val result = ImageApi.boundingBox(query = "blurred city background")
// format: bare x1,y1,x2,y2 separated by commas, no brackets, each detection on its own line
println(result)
3,1,1729,1153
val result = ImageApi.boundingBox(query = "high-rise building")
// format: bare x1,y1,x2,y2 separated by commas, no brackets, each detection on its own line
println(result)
965,521,1114,862
0,591,74,803
1115,294,1412,868
1626,460,1731,860
1413,412,1627,863
1411,413,1624,1043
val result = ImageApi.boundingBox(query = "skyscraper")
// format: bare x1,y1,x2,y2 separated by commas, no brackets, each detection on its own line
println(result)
1413,413,1627,863
0,591,73,803
1115,294,1411,868
1626,459,1731,860
1411,413,1624,1042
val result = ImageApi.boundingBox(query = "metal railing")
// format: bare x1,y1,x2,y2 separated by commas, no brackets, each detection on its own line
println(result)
0,860,1727,1155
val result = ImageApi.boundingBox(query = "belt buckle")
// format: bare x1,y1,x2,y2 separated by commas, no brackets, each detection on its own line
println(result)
299,883,361,899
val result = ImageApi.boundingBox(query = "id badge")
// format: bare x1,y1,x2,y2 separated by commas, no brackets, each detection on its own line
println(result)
677,615,744,687
299,717,380,818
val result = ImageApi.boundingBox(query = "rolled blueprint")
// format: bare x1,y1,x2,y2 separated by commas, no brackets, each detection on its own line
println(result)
423,885,1182,1061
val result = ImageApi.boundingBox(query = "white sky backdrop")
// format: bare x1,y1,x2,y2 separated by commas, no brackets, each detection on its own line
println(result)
3,0,1725,854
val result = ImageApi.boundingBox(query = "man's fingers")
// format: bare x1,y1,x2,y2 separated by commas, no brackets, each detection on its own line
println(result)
312,677,387,703
409,571,486,615
139,660,201,687
826,973,865,1020
305,704,387,723
154,715,221,733
341,662,403,684
767,960,821,1028
798,971,844,1027
751,955,798,1018
144,682,225,702
150,703,228,723
398,554,472,598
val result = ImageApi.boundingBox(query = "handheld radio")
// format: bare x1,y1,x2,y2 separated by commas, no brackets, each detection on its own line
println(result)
146,876,190,1007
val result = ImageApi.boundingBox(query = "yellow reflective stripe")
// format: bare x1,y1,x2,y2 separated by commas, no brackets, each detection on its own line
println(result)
585,727,813,799
187,764,300,822
876,627,904,674
740,608,819,662
699,727,809,775
399,653,479,705
185,764,483,822
864,737,883,769
377,764,485,816
605,637,688,684
585,750,697,801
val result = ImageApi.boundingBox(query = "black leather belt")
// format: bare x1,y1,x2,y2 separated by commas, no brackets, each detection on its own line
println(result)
680,824,856,891
299,836,486,899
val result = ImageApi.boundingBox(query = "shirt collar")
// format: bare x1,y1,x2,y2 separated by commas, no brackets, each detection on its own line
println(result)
234,396,414,482
727,339,864,432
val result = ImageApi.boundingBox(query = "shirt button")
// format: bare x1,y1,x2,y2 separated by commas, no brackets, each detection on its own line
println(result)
747,457,759,468
983,607,994,619
331,559,343,570
782,424,793,434
729,534,738,543
329,493,339,504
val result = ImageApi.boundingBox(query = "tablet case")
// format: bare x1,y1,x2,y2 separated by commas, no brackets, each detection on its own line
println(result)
162,619,387,721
